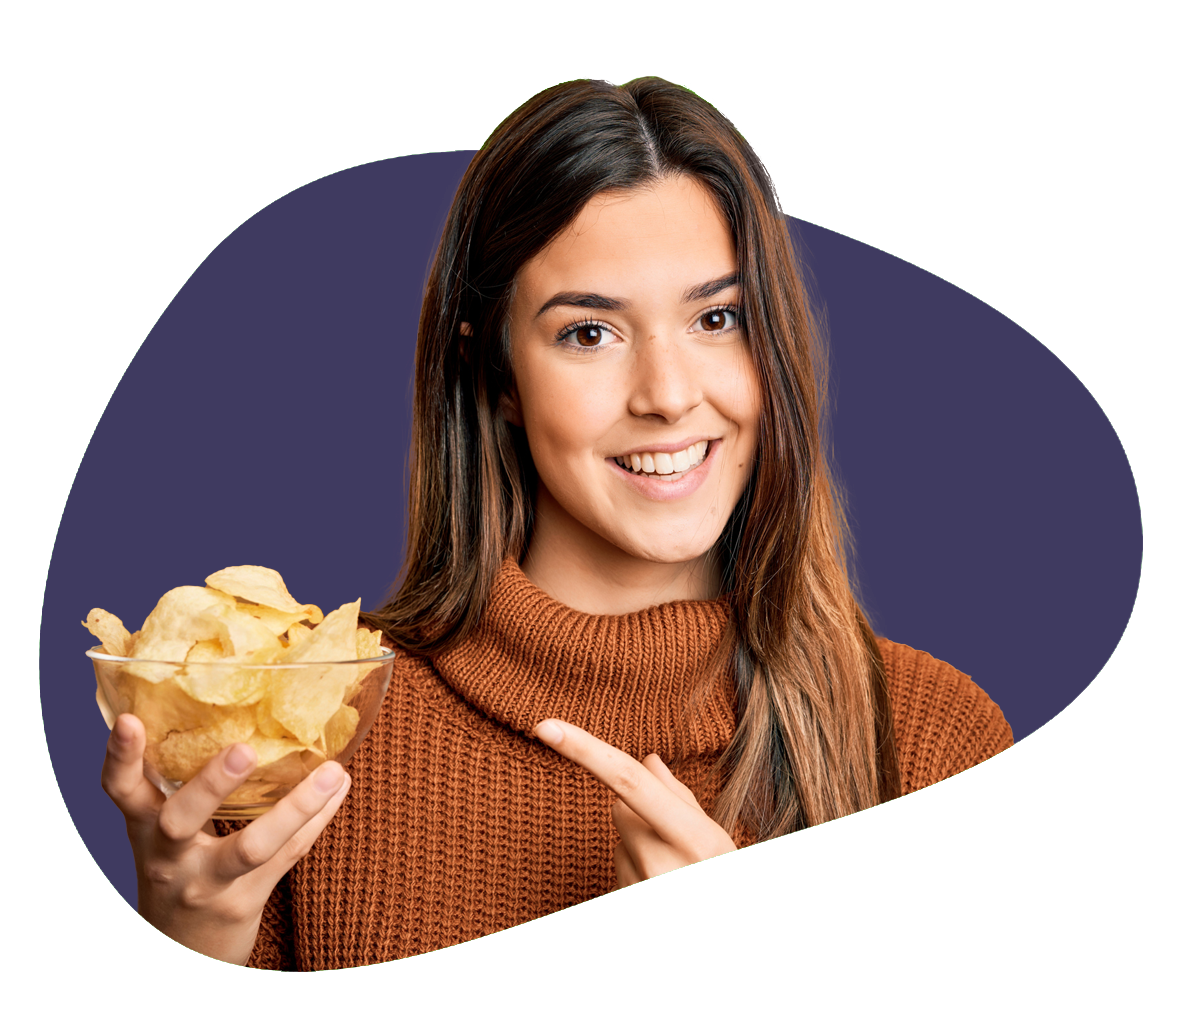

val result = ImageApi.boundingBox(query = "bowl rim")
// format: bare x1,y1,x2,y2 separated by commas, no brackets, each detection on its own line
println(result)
85,645,396,669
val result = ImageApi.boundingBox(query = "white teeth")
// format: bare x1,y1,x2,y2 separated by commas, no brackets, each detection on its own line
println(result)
614,441,711,478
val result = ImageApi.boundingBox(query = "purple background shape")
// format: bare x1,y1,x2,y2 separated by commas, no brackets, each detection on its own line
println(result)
40,151,1141,908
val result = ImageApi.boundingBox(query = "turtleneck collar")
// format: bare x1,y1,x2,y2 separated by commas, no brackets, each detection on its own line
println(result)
432,559,737,761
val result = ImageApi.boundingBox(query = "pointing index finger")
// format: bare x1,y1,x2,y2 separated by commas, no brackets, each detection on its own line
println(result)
533,718,696,842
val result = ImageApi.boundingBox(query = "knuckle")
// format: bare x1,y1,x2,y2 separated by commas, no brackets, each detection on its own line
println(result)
142,857,178,890
282,790,322,827
154,805,190,843
233,832,270,871
278,831,315,865
213,896,256,929
611,764,644,798
177,879,211,913
100,765,134,805
100,773,123,803
195,769,229,801
289,837,316,862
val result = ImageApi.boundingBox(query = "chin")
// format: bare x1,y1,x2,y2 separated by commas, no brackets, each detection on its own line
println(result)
619,536,718,567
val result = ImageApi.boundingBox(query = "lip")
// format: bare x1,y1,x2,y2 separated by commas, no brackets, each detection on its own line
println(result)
606,438,721,500
610,436,715,459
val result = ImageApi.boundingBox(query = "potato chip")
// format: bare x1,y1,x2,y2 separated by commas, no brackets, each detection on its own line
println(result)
204,588,322,637
355,627,383,661
225,780,285,804
322,703,361,758
300,748,326,774
131,675,220,745
244,732,308,779
172,608,285,704
148,705,256,781
177,663,266,706
344,628,385,702
204,566,323,623
254,698,294,740
132,586,234,682
82,609,131,657
251,749,307,785
241,602,321,637
264,600,362,744
286,622,314,648
217,607,287,662
186,638,226,662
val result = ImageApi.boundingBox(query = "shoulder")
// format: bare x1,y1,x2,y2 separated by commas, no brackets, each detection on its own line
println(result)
877,637,1014,795
382,639,439,692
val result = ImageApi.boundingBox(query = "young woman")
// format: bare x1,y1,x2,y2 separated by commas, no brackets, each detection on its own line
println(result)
101,77,1013,969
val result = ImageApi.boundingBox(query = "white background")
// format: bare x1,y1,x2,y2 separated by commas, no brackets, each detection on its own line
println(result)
6,1,1177,1019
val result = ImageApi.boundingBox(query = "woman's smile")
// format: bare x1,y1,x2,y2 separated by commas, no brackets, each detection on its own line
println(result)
608,437,718,496
611,437,711,477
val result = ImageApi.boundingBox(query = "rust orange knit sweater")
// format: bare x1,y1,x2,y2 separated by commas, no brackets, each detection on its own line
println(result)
238,559,1013,971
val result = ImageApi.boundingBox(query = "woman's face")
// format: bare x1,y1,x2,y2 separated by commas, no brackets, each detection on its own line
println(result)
505,175,762,602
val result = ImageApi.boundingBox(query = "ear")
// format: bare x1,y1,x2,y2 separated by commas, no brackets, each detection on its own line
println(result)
466,321,523,426
458,321,473,363
499,386,523,427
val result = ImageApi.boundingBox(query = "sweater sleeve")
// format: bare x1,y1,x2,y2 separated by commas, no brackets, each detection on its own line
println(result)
212,820,296,971
877,637,1014,795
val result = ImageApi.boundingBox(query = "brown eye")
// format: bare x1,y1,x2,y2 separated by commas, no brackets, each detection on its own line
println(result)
557,321,618,350
698,308,737,332
574,325,602,346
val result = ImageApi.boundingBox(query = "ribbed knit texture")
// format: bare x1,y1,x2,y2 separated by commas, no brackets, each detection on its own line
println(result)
232,559,1012,970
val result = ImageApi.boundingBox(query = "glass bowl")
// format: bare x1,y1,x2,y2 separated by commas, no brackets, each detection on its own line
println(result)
87,647,395,819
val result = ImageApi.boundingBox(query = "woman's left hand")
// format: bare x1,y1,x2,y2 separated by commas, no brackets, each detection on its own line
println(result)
533,718,737,888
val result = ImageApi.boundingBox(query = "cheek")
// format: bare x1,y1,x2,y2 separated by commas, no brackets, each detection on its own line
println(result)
519,400,602,503
529,414,583,466
520,372,617,461
712,351,763,442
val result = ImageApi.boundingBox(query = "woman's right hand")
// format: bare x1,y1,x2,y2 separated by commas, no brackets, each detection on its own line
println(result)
101,712,351,965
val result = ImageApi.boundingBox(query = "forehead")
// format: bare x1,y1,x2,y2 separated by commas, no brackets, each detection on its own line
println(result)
516,176,736,295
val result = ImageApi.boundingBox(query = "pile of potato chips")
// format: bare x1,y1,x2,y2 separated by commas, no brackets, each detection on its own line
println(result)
83,565,387,804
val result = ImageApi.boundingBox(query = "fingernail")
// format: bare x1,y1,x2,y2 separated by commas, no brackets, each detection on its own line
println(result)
534,720,564,745
314,762,346,793
113,717,135,744
224,744,255,775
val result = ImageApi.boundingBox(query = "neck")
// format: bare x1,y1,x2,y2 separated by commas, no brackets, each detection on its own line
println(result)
521,496,720,615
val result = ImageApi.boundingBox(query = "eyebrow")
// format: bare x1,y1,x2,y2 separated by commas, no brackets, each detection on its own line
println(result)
533,272,741,319
682,272,741,303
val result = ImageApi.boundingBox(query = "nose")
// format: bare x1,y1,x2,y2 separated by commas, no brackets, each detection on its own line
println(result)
626,335,704,423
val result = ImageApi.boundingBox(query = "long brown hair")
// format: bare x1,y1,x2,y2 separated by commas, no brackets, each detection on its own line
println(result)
367,77,900,839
